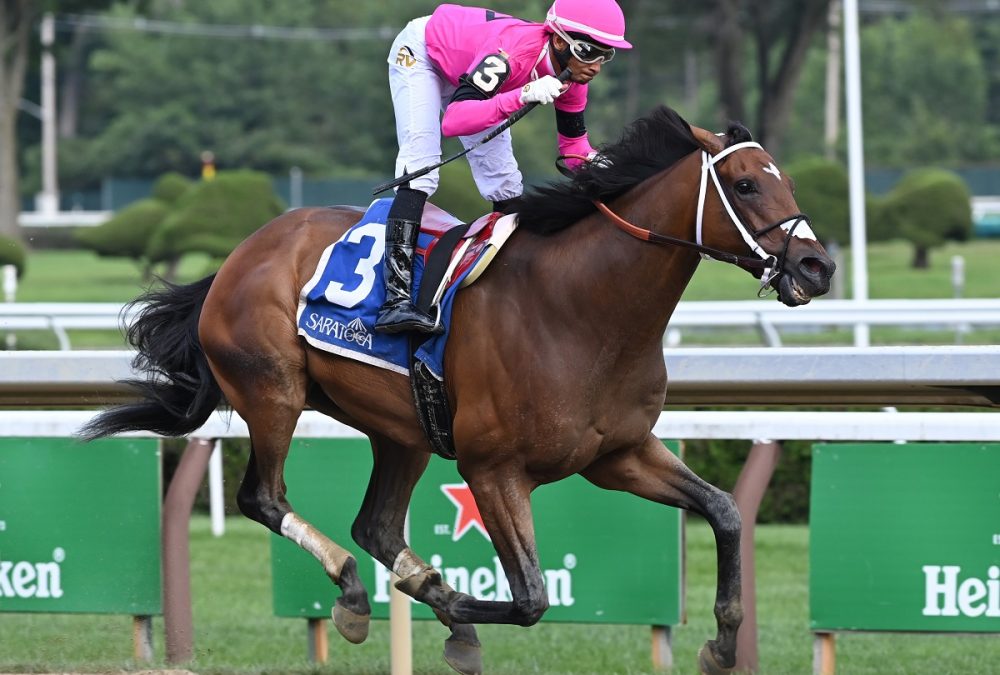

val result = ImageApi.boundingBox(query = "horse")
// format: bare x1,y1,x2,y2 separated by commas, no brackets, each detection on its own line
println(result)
82,106,835,675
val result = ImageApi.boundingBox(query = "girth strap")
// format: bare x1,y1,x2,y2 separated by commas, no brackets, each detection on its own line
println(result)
409,347,457,460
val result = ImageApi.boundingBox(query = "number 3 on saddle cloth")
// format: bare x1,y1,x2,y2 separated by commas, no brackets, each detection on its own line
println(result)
295,197,517,458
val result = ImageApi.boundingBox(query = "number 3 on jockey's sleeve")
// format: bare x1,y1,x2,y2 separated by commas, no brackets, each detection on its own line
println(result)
465,54,510,97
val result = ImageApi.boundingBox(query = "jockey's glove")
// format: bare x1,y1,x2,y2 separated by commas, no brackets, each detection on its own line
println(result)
587,151,613,168
520,75,566,106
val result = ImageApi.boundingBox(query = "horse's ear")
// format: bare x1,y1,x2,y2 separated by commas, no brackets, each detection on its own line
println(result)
690,125,726,156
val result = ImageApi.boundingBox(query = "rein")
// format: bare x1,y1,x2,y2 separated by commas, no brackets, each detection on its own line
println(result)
592,201,772,272
560,146,812,294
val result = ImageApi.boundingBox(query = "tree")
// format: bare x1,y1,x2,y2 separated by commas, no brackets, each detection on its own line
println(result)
56,0,406,189
2,0,118,244
708,0,833,158
0,0,35,243
859,11,997,167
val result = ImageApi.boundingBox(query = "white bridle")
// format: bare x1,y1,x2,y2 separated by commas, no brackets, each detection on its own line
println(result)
695,141,811,291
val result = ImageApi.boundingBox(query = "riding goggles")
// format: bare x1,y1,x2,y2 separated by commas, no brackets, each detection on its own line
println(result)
552,24,616,64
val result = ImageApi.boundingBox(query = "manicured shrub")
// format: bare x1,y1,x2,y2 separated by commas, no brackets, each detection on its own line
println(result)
786,157,850,246
878,168,972,268
76,172,196,278
147,170,285,264
0,235,27,278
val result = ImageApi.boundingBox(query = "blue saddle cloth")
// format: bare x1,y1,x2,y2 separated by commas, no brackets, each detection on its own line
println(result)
296,198,475,379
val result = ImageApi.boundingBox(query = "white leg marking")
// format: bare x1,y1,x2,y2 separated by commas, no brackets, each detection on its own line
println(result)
281,512,352,580
393,548,429,579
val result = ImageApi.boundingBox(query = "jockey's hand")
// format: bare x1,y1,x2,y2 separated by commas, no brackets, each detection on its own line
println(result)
587,151,612,168
520,75,566,106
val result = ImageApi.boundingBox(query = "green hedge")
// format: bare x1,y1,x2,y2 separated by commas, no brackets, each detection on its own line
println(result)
785,157,850,246
77,199,170,261
0,236,27,278
76,172,196,272
148,170,285,263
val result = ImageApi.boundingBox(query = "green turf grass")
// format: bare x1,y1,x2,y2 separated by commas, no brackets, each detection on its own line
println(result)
0,517,992,674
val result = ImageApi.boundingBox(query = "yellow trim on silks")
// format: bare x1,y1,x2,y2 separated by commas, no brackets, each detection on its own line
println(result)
459,213,519,288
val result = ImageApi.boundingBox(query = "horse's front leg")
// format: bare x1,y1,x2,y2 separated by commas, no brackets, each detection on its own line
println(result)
351,434,482,675
443,468,550,627
391,465,550,628
581,434,742,675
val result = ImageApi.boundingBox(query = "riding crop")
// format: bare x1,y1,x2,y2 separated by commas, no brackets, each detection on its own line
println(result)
373,68,572,195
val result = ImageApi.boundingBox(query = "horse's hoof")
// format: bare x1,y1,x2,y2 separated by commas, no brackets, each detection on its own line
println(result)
333,598,370,644
698,643,733,675
443,633,483,675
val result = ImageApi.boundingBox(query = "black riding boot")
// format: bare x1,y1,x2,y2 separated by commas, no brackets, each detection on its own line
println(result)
375,188,441,335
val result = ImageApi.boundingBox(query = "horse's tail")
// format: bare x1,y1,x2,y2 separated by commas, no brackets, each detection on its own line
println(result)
79,275,223,440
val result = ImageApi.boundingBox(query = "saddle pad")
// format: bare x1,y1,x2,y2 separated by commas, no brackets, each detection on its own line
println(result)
295,198,480,378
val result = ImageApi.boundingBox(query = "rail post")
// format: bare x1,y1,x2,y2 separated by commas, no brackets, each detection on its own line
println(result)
163,437,215,663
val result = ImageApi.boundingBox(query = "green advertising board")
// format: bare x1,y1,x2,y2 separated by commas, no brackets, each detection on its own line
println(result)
273,438,682,625
810,443,1000,633
0,438,162,615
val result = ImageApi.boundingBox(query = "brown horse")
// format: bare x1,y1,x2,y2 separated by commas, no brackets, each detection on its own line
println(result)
83,107,834,674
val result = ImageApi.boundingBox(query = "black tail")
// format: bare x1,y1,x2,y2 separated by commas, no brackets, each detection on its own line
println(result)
79,275,223,440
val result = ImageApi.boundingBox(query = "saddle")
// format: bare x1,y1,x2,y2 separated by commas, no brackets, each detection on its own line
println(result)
414,202,518,317
409,202,519,460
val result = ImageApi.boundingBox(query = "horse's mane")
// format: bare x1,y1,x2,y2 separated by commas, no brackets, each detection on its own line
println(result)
511,105,751,234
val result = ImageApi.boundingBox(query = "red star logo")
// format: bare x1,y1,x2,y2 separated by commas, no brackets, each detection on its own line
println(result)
440,483,490,542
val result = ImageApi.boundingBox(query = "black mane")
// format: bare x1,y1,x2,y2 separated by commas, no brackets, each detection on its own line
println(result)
511,106,751,234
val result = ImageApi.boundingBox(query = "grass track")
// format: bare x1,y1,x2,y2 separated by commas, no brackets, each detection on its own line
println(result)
0,518,991,674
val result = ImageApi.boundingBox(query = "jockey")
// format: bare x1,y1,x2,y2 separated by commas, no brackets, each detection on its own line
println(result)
376,0,632,334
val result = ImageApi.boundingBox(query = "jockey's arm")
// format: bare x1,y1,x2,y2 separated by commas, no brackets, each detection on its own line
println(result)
556,108,596,170
440,85,524,137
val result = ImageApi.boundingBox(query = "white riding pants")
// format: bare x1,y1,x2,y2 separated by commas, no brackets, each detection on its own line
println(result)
387,17,523,202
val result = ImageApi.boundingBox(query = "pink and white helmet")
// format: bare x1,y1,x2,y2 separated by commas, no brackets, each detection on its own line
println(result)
545,0,632,49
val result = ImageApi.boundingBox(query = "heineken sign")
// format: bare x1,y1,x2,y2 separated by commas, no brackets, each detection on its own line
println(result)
272,439,682,625
810,443,1000,632
0,438,162,615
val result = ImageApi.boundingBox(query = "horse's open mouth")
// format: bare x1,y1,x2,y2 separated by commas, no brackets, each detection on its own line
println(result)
776,275,813,307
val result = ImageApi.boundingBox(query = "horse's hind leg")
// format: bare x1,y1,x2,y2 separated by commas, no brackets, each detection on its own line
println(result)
238,442,370,643
581,435,742,674
211,354,371,644
351,435,482,675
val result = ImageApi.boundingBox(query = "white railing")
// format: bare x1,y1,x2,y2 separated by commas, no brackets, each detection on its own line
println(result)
665,298,1000,346
0,347,996,675
1,346,998,408
0,302,136,349
17,210,112,228
2,408,996,443
4,299,1000,349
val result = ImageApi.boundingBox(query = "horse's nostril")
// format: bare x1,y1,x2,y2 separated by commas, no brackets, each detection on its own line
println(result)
800,256,834,279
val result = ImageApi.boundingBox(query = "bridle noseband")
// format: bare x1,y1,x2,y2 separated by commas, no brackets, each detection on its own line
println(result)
563,143,813,295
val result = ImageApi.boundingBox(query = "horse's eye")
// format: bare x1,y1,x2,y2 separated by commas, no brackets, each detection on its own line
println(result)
735,179,757,195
